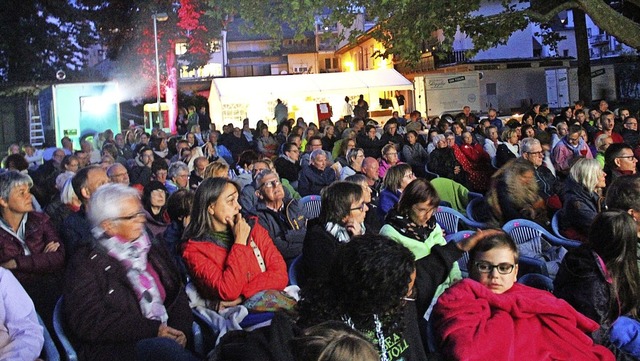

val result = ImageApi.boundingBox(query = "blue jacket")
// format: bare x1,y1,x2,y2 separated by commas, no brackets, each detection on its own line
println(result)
378,188,400,221
297,165,336,197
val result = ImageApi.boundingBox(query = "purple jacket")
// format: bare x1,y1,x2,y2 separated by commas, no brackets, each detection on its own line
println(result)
0,268,43,361
0,212,65,285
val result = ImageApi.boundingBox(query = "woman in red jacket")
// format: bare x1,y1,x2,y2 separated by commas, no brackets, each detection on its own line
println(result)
454,131,494,192
182,177,288,311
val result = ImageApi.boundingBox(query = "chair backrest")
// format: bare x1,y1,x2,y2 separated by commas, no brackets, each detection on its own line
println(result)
550,210,578,244
288,254,302,286
502,219,580,249
517,273,554,292
299,195,321,219
434,206,487,235
53,297,78,361
38,313,61,361
465,196,484,223
424,163,439,179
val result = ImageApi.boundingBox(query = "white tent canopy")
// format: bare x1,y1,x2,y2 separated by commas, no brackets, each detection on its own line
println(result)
208,69,413,128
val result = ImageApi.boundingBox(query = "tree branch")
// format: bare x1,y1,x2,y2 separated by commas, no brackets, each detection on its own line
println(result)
527,0,640,49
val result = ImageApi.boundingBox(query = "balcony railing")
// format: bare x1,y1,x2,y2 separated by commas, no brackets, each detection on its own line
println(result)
590,34,609,45
435,50,469,66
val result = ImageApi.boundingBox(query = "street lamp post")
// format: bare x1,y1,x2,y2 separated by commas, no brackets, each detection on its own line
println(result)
152,12,169,128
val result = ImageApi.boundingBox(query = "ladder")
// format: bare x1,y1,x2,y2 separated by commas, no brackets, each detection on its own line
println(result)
28,99,45,147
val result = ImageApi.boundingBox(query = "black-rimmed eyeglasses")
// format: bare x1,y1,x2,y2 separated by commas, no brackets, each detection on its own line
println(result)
473,261,515,274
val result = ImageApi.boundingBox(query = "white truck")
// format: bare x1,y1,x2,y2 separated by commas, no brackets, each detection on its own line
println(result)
413,71,481,120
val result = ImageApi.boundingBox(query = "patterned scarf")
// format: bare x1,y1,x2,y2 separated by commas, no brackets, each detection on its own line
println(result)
98,232,168,323
384,208,436,241
325,221,365,243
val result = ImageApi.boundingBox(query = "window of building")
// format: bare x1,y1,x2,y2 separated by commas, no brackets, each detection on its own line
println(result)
324,58,331,69
486,83,497,96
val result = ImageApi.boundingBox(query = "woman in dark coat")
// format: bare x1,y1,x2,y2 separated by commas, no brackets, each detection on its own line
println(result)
559,158,605,242
63,184,196,361
428,134,466,185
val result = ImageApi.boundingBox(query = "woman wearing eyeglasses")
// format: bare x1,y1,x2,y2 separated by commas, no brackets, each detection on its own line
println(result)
300,182,368,288
433,232,615,361
381,178,461,313
378,163,414,222
63,183,197,361
181,177,288,310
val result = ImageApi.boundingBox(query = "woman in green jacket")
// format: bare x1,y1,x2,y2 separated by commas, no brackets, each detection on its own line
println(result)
380,178,462,317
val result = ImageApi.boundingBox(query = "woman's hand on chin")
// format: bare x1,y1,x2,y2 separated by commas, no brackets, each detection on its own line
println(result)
228,213,250,245
345,220,363,237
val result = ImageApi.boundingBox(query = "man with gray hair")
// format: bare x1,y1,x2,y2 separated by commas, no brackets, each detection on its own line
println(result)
521,137,562,210
165,161,190,195
298,149,336,196
254,169,307,266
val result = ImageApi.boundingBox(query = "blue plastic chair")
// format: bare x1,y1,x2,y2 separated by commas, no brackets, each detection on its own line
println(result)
502,218,581,249
299,195,321,219
517,273,554,292
424,163,440,179
288,254,302,286
465,195,485,223
53,298,78,361
38,313,61,361
551,211,579,243
434,206,487,237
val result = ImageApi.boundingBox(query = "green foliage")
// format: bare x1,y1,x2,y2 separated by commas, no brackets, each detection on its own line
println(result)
0,0,95,82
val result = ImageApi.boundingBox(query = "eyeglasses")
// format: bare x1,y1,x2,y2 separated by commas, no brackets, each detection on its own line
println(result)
526,151,544,156
474,261,515,274
111,211,146,222
350,202,367,212
259,179,281,189
176,174,190,178
616,155,636,160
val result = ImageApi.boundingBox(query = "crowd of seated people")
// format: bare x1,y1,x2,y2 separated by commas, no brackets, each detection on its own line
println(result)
0,101,639,360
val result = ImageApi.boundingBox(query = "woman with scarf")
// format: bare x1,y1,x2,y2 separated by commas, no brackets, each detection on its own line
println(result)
301,182,368,288
380,178,461,315
495,128,520,168
552,125,593,176
182,177,288,309
63,183,196,361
